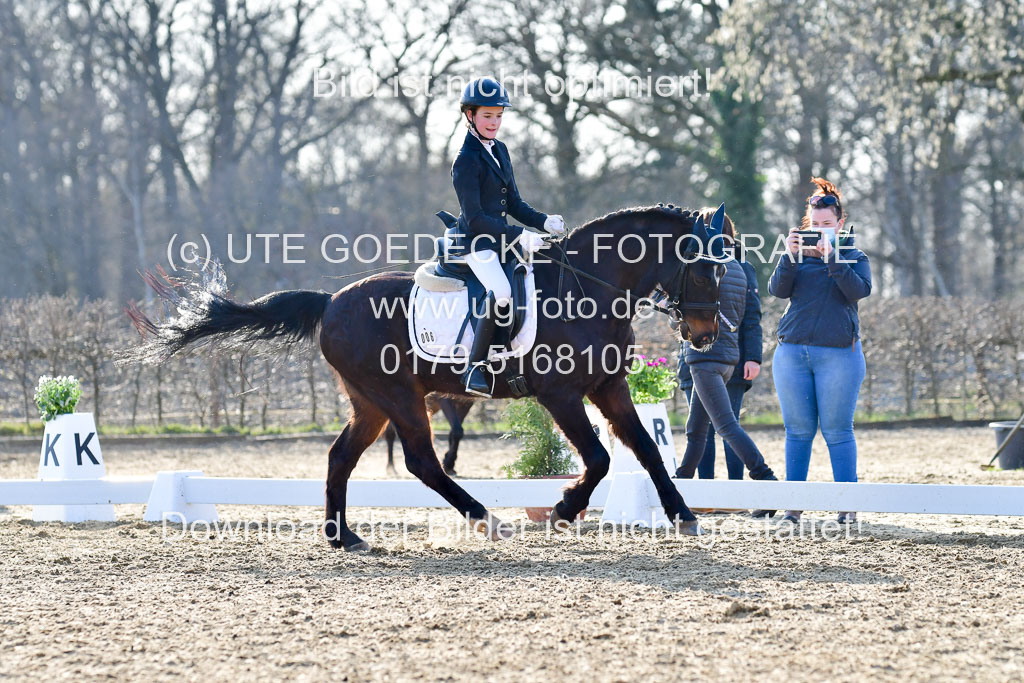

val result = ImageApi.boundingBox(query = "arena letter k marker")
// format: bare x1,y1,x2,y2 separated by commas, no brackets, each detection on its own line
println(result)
34,413,114,522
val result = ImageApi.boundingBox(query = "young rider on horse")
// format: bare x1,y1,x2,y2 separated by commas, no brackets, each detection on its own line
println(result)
450,77,566,397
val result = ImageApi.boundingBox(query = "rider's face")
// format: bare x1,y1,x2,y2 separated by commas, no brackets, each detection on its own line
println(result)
469,107,504,138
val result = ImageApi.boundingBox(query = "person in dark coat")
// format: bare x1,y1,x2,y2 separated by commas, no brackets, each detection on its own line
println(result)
678,215,763,481
674,208,776,484
766,177,871,525
448,77,566,397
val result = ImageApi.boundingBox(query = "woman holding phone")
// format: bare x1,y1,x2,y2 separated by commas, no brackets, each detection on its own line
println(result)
765,177,871,524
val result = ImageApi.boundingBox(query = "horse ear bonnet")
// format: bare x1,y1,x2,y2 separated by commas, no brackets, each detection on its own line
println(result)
689,216,708,254
708,203,726,259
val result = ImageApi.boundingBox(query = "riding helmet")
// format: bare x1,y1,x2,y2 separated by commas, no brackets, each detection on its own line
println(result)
460,77,513,108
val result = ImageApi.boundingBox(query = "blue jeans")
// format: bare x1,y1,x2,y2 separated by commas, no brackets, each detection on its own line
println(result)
677,362,773,480
772,341,865,483
685,383,746,480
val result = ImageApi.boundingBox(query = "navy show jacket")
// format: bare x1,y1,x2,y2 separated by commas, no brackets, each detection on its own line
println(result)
451,131,547,253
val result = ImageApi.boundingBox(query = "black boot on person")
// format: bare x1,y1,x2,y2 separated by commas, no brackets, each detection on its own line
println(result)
749,468,778,518
463,293,499,398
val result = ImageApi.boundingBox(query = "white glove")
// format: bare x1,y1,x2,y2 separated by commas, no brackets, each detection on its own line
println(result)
519,231,548,254
543,214,566,236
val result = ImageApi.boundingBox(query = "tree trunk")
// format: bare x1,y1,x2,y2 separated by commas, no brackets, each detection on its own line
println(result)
929,118,963,296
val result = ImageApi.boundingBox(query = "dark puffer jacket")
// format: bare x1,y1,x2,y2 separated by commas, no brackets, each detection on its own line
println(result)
682,258,749,367
768,233,871,348
678,260,762,390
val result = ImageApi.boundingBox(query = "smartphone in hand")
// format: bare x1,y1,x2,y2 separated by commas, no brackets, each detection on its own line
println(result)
795,230,820,248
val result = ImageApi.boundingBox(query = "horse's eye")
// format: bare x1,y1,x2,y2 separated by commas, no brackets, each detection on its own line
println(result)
694,276,709,287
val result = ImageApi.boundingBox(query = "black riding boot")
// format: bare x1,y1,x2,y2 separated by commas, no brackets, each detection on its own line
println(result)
463,292,499,398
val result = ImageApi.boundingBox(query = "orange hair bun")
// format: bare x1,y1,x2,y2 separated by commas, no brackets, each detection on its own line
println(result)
810,176,842,200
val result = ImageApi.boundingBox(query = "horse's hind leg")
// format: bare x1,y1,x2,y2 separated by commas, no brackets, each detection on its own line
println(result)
384,422,398,477
439,398,470,476
391,396,512,541
325,395,389,551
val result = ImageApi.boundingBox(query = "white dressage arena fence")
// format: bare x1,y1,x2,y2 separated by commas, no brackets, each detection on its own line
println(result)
14,410,1019,528
3,473,1024,526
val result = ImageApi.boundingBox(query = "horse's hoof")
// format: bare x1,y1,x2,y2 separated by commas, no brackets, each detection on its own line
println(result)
675,519,705,536
385,466,398,478
344,540,372,553
472,514,515,541
493,521,515,541
548,507,573,533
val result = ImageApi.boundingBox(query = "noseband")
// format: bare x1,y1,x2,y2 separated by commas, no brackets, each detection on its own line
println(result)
666,254,721,314
655,254,722,342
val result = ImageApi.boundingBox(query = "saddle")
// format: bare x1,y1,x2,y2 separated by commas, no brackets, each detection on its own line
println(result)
416,210,530,344
408,211,536,396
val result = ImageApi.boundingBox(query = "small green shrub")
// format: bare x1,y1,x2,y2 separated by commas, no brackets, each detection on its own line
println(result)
500,399,576,477
34,375,83,422
627,354,677,404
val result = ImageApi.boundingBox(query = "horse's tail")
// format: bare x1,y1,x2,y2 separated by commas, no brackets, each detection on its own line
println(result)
122,265,332,364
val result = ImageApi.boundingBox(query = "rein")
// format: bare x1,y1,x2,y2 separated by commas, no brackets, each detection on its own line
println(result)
538,236,719,323
544,237,674,320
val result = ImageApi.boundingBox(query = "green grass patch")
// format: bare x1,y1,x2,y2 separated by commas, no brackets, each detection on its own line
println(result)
0,420,344,438
2,408,1013,442
0,421,44,436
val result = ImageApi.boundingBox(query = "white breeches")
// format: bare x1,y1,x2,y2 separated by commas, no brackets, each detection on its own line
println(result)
464,249,512,306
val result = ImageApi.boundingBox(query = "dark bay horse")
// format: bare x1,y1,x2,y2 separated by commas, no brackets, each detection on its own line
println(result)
128,205,726,551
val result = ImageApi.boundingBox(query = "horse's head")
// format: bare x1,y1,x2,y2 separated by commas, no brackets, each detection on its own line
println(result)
664,205,728,351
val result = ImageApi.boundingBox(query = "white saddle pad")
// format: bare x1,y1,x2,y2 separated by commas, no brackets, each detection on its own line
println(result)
407,267,538,364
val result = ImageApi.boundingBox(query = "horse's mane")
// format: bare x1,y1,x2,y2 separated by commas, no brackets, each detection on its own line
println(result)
567,204,696,241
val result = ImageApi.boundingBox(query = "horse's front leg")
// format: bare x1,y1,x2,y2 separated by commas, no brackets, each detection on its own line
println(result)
588,376,701,534
535,393,611,527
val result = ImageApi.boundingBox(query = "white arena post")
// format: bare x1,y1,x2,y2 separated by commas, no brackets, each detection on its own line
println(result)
143,470,219,524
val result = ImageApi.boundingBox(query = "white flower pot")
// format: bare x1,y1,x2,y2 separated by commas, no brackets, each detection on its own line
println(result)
33,412,115,522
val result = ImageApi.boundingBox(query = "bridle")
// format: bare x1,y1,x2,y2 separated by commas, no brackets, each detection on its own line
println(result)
664,253,723,314
658,253,724,339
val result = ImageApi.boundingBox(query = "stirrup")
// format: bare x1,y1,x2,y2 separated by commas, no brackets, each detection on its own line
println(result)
464,361,495,398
